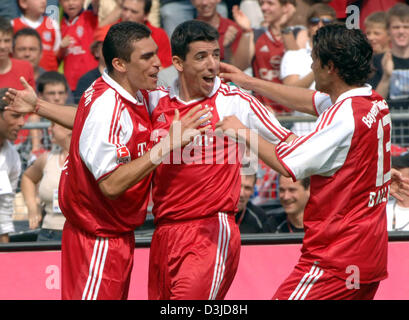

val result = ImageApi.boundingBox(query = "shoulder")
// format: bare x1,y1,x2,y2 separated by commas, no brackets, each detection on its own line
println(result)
4,141,20,166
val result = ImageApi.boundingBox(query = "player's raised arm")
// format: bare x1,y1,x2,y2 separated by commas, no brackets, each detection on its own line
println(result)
219,62,317,116
4,77,76,129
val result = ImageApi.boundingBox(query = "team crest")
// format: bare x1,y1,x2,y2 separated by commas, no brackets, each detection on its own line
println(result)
76,26,84,38
43,31,52,42
116,145,131,164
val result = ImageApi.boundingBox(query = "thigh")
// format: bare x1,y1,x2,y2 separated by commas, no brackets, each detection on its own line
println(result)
273,263,380,300
149,213,241,300
61,221,135,300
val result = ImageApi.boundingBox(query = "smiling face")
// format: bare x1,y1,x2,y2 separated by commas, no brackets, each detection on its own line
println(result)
389,17,409,50
258,0,285,26
191,0,220,19
60,0,84,20
278,176,310,217
365,23,390,54
175,40,220,100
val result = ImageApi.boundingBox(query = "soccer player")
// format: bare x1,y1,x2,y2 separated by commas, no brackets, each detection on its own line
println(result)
146,20,292,300
5,21,211,300
217,23,393,300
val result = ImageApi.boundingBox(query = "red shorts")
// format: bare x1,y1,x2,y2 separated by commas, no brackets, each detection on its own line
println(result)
61,221,135,300
273,262,380,300
148,213,241,300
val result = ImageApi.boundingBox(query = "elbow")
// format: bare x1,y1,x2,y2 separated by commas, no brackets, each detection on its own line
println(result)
98,181,122,200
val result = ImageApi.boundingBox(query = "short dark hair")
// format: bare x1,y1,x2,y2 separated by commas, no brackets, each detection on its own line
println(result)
0,16,13,35
312,24,373,86
13,27,43,52
171,20,219,60
103,21,151,73
0,88,9,112
37,71,69,93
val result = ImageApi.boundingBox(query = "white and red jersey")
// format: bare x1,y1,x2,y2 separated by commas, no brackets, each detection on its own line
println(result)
252,30,289,114
148,77,292,225
58,72,152,237
12,15,61,71
60,10,98,91
276,85,391,283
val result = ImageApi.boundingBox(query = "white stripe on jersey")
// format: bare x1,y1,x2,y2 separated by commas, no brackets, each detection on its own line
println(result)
288,264,324,300
82,237,109,300
209,212,231,300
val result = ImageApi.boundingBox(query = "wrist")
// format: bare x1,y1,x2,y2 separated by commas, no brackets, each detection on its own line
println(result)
34,98,40,114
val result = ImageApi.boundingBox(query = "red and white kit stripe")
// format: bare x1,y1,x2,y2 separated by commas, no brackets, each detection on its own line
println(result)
288,264,324,300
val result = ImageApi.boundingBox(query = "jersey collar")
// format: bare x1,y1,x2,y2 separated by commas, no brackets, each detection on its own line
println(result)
334,84,373,104
169,76,221,103
102,70,143,105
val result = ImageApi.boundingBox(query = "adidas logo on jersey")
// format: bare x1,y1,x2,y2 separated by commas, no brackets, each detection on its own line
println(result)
138,123,147,132
157,113,166,123
260,45,269,53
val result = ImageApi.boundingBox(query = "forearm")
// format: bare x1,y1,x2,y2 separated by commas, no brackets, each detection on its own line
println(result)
21,175,39,216
375,75,390,99
35,99,76,129
245,76,316,115
231,32,254,71
282,72,314,89
240,128,291,177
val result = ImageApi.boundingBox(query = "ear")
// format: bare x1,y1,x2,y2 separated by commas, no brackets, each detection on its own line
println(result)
111,57,127,73
172,56,184,72
326,60,336,74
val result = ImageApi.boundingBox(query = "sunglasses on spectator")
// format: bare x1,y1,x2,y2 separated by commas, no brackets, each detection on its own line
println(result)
309,17,333,26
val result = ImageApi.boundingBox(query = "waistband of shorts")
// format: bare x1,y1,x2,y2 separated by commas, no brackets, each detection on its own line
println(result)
155,211,236,227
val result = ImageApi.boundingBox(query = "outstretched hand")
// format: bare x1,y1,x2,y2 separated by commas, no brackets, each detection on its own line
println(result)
219,62,251,89
390,168,409,201
3,77,38,114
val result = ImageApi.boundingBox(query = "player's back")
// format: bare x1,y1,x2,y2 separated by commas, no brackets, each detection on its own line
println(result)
58,75,152,237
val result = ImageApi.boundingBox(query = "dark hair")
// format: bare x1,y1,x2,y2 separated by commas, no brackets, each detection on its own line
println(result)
307,3,336,25
37,71,69,93
103,21,151,73
312,24,373,86
13,27,43,51
171,20,219,60
0,16,13,35
0,88,9,112
278,175,310,190
142,0,152,15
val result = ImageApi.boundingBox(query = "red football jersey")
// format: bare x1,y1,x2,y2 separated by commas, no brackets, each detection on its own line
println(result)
12,15,60,71
60,10,98,91
252,30,289,114
58,72,152,236
276,86,391,283
147,77,292,225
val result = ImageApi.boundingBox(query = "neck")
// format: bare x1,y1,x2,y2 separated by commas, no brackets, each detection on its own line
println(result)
177,76,200,102
0,58,11,74
397,197,409,208
197,14,220,29
24,13,42,22
392,45,409,59
287,212,303,229
269,23,282,39
328,80,360,104
109,72,139,98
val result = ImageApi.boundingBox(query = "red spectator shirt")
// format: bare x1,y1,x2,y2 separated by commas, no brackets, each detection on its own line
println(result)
12,15,61,71
252,30,289,114
147,77,292,225
276,86,390,282
58,72,152,236
145,20,172,68
60,10,98,91
0,58,36,145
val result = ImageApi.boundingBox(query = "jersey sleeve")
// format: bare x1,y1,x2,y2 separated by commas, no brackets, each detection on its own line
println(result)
217,85,293,144
276,98,355,181
79,91,133,181
312,91,333,116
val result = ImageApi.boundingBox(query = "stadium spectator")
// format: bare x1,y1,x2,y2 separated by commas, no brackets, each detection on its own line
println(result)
99,0,172,68
236,172,276,233
159,0,228,37
58,0,99,92
276,175,309,233
74,26,107,103
13,28,46,81
20,115,71,241
364,11,390,55
387,151,409,231
368,3,409,102
192,0,253,70
0,88,25,243
12,0,61,71
218,24,392,299
0,17,41,175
